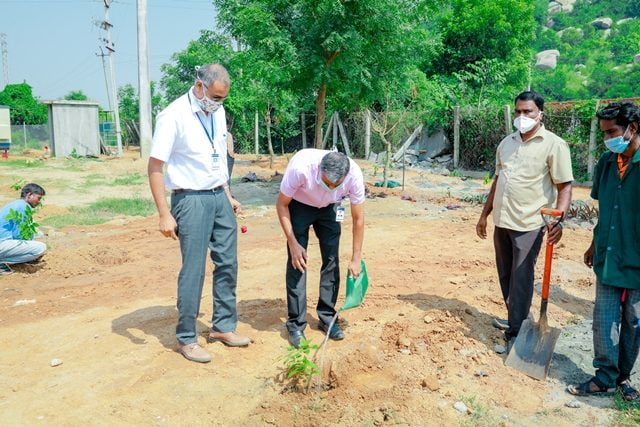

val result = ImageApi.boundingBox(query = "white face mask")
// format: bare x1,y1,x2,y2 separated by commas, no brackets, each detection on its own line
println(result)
196,84,223,113
513,113,540,134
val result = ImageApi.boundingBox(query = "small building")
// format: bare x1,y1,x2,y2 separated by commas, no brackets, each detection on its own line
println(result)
0,105,10,157
43,100,100,157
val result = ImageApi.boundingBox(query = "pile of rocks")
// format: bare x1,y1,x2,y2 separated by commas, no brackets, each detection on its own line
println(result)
368,128,454,175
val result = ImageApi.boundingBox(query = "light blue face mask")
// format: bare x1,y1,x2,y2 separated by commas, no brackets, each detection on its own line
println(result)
605,126,630,154
318,174,341,193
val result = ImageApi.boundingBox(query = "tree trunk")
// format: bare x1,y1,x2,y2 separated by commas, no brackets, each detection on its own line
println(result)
383,137,391,188
266,108,274,169
364,109,371,160
314,81,328,148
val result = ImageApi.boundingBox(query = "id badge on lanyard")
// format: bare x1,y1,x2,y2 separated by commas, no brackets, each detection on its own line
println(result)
211,152,220,171
194,103,219,172
336,198,346,222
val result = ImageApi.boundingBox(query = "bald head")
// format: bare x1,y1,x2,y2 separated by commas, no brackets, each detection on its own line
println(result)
196,63,230,88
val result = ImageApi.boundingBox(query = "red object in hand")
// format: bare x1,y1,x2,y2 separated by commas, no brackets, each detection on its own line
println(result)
241,226,247,233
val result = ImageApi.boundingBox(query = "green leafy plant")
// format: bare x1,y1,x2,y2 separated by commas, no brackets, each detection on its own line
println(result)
483,173,492,185
10,179,26,191
280,338,320,390
4,205,39,240
69,148,81,159
450,169,462,177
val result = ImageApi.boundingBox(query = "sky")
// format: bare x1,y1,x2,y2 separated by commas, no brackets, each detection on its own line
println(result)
0,0,219,109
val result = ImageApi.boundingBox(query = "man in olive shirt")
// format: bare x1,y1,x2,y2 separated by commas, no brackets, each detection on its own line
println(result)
476,91,573,351
568,102,640,400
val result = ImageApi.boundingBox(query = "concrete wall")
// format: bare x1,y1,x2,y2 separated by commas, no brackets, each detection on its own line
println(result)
0,106,10,142
45,101,100,157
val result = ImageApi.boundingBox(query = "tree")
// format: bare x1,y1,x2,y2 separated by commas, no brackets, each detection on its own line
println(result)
63,90,88,101
0,83,48,125
214,0,431,147
434,0,536,74
118,82,163,146
160,31,234,102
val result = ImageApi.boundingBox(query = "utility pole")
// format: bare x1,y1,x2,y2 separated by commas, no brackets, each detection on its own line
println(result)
96,0,123,156
96,48,112,113
0,33,8,88
137,0,152,159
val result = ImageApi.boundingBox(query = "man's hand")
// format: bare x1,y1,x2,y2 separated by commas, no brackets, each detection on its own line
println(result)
584,241,595,267
546,222,563,245
288,239,307,272
159,213,178,240
230,197,241,215
476,215,488,239
348,258,362,278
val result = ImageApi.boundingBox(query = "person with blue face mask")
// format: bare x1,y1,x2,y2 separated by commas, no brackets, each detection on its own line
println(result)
568,102,640,401
276,150,366,348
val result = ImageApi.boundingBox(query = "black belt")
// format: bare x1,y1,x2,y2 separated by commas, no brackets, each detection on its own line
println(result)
173,186,224,194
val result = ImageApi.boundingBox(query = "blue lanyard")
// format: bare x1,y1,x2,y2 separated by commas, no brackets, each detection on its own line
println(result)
188,92,216,151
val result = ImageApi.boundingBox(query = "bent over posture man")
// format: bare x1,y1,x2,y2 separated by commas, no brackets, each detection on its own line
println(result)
276,149,365,348
148,63,250,363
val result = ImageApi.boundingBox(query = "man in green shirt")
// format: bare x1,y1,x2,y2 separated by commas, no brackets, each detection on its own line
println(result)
568,102,640,401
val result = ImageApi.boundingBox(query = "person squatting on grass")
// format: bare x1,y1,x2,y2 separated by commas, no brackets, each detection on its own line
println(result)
0,183,47,275
476,91,573,353
148,63,251,364
568,102,640,401
276,149,365,349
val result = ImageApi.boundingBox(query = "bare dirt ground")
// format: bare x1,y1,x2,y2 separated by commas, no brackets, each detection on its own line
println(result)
0,150,632,426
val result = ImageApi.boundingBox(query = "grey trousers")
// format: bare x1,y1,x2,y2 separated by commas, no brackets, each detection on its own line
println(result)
171,189,238,345
493,226,544,339
0,239,46,264
593,279,640,387
286,199,341,332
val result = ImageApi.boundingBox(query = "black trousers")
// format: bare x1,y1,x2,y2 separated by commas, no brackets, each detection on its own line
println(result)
493,226,544,339
286,199,341,332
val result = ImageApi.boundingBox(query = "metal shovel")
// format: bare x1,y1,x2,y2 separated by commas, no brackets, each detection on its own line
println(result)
505,208,563,380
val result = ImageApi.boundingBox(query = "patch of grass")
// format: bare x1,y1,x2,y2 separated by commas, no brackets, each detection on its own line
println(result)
612,393,640,426
40,197,155,228
459,192,488,205
10,178,27,191
0,159,45,168
450,169,462,178
78,174,108,190
112,172,145,186
460,395,495,427
565,314,581,325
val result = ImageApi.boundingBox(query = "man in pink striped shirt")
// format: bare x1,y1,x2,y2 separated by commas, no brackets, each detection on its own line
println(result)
276,149,365,348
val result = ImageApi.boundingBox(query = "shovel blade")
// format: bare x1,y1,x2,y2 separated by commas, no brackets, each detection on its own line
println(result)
504,318,561,380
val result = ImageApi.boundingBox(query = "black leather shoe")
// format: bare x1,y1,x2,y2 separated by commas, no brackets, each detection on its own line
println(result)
318,321,345,340
288,330,306,348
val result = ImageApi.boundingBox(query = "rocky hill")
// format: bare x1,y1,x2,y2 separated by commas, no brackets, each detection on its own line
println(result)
531,0,640,100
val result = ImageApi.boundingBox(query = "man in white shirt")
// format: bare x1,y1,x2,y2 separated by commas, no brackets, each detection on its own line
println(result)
148,63,250,363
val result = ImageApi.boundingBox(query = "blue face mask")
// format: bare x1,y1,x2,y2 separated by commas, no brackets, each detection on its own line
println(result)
318,174,341,193
605,126,630,154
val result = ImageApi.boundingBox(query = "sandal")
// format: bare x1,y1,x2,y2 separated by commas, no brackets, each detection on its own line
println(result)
618,380,640,401
567,377,615,396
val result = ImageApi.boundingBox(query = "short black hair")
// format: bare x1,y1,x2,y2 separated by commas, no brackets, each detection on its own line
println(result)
596,101,640,129
20,183,45,198
515,91,545,111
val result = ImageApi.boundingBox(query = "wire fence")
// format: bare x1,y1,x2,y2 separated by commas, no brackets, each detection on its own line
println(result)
237,100,638,183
